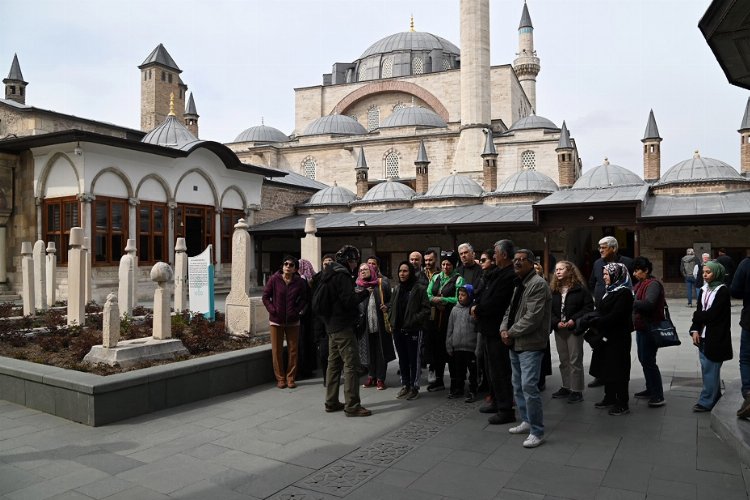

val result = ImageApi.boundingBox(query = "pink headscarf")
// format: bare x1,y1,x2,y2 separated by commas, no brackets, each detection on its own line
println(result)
298,258,315,282
356,263,380,288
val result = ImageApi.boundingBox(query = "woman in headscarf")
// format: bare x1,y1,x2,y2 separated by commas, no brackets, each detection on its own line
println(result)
389,261,431,400
296,258,317,379
590,262,635,416
690,261,733,412
356,262,395,390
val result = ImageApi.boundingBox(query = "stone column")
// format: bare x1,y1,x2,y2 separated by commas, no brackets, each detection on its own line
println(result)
21,242,35,317
118,240,136,317
83,236,92,304
0,225,7,286
102,293,120,348
150,262,173,340
128,197,139,242
174,237,188,312
168,200,177,264
35,197,43,240
32,240,47,311
214,208,222,272
225,218,252,336
125,238,137,308
77,193,95,252
46,242,57,308
300,217,321,274
67,227,86,326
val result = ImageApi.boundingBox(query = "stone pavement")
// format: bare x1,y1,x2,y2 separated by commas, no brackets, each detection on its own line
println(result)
0,303,749,499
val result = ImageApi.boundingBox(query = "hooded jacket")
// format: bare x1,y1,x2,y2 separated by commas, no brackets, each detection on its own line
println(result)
319,261,368,334
261,271,308,325
446,302,477,353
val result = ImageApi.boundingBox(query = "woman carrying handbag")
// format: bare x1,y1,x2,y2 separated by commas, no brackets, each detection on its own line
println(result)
356,263,395,390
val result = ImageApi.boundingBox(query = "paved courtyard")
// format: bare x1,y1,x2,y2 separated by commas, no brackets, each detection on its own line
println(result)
0,303,748,499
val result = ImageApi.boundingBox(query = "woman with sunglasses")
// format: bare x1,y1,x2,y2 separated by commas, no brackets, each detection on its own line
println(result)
262,255,308,389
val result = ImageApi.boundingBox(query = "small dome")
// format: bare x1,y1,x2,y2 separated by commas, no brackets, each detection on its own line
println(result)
508,114,558,131
302,115,367,136
234,124,289,143
360,31,459,60
658,152,742,184
361,179,416,202
424,174,484,197
142,115,197,148
573,159,644,189
306,184,356,206
380,107,447,129
495,169,558,194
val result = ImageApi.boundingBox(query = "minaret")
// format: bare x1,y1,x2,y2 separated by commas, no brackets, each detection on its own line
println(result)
355,147,369,198
513,1,540,112
4,54,28,105
452,0,491,174
642,109,662,182
415,140,430,194
481,129,498,191
139,44,186,132
184,92,199,138
556,121,575,188
739,97,750,177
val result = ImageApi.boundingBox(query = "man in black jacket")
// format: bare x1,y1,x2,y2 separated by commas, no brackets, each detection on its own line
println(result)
471,239,517,424
732,256,750,418
321,245,371,417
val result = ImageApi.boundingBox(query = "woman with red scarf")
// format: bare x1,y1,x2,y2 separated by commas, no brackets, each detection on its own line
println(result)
632,256,666,408
356,263,395,390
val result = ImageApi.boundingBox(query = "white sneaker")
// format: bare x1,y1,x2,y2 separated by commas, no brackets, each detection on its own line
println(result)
508,421,531,434
523,434,544,448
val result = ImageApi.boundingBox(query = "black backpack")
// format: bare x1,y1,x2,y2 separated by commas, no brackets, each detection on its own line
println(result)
312,271,336,318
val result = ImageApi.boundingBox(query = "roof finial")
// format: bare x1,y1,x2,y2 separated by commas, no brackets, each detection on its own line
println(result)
603,157,610,165
261,116,264,126
333,180,338,186
168,92,176,116
410,14,415,32
694,150,700,159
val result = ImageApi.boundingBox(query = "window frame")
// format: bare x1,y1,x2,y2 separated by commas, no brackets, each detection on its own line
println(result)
137,200,168,265
43,196,80,266
92,196,129,266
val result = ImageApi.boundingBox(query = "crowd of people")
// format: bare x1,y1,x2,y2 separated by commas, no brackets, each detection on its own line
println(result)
259,236,750,449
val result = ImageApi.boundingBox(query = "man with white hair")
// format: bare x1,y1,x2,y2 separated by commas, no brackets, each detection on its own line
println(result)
680,248,699,307
457,243,482,288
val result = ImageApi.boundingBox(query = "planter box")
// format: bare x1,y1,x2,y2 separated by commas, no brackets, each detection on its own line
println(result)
0,344,274,426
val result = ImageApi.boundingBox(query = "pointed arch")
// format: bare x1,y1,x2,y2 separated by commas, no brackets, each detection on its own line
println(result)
174,168,219,206
36,152,81,198
332,81,449,121
90,166,134,198
135,173,172,202
220,185,247,210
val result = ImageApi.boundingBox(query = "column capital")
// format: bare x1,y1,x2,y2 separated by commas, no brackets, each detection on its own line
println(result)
128,197,140,206
168,200,178,209
77,192,95,203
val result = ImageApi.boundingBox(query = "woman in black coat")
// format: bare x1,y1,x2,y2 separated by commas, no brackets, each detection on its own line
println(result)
590,262,634,416
690,260,733,412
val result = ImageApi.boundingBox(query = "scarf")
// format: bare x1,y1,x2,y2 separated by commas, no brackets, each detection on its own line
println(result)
298,259,315,282
356,263,380,288
603,262,633,298
703,260,726,291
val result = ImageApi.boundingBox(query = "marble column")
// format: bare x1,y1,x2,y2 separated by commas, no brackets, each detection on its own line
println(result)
32,240,47,311
168,200,177,264
174,237,188,312
214,209,222,272
128,197,139,242
67,227,86,326
21,242,35,317
77,193,95,253
46,242,57,308
83,236,91,304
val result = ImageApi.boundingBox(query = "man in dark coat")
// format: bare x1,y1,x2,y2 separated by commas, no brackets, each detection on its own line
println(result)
716,248,736,286
457,242,482,289
732,256,750,418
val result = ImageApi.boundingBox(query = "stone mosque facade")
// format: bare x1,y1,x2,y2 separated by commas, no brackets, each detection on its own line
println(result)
0,0,749,300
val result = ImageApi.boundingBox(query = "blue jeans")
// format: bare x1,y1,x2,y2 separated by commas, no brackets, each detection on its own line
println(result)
698,350,723,409
509,349,544,437
740,327,750,397
636,330,663,399
685,277,697,305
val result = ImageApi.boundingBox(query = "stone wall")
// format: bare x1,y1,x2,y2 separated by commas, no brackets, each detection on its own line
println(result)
5,151,35,290
255,183,314,226
0,107,137,139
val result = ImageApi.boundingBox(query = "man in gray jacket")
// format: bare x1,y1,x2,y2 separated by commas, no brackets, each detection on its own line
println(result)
500,249,552,448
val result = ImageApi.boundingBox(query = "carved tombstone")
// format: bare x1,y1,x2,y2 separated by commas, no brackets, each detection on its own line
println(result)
300,217,321,273
118,252,134,317
32,240,47,311
67,228,86,326
174,238,188,312
46,242,57,308
225,218,252,336
83,236,92,304
20,242,35,317
102,293,120,348
124,239,137,309
151,262,173,340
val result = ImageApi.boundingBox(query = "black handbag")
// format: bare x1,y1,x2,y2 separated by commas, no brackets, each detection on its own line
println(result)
648,303,681,348
583,326,605,349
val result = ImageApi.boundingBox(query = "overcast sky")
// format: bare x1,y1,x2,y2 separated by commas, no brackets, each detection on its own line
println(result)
2,0,746,176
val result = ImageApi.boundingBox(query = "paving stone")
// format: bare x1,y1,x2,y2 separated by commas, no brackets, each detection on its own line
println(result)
73,477,135,499
443,448,488,467
171,478,257,499
504,459,605,500
116,453,228,494
479,441,532,473
0,464,44,495
593,486,646,500
696,435,742,475
98,485,170,500
646,478,697,499
46,491,96,500
566,442,618,470
370,467,418,488
343,439,415,467
295,460,383,497
264,437,356,469
72,449,144,475
601,458,652,493
5,467,109,500
409,460,509,500
390,444,452,474
267,486,337,500
384,421,442,444
352,480,444,499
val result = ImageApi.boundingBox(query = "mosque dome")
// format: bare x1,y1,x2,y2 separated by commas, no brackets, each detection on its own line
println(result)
379,107,447,129
508,114,558,131
305,183,356,206
573,160,644,189
302,115,367,136
234,124,289,143
424,173,484,198
354,30,460,82
495,169,558,194
657,152,743,184
361,178,416,202
142,115,198,148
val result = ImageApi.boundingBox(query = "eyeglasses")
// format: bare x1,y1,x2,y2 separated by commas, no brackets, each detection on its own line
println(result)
480,258,488,263
283,262,295,267
512,257,530,264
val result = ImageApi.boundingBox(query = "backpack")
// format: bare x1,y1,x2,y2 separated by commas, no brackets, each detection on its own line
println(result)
312,272,336,318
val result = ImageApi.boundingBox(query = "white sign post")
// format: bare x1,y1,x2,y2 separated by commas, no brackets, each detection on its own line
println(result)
188,244,215,320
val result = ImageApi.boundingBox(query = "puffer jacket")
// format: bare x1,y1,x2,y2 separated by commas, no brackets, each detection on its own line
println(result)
262,271,308,325
446,303,477,353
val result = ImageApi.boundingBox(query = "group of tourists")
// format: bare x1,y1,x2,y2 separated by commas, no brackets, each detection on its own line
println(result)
259,235,750,449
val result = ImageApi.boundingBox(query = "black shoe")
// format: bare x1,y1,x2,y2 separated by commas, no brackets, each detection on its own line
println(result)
594,399,615,409
648,397,665,408
551,387,571,399
737,395,750,418
588,379,604,388
447,391,462,399
479,402,498,414
537,382,546,392
406,388,420,400
567,392,584,404
488,412,516,425
427,381,445,392
608,406,630,416
634,390,652,399
464,392,476,403
345,406,372,417
325,402,345,413
693,403,711,413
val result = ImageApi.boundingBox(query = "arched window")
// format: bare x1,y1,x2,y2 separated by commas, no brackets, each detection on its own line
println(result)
302,156,317,180
393,102,406,112
367,106,380,131
521,150,536,170
412,57,424,75
381,57,393,78
442,58,451,70
384,150,400,178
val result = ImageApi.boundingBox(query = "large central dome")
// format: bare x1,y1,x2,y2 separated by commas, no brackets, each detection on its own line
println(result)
355,31,460,82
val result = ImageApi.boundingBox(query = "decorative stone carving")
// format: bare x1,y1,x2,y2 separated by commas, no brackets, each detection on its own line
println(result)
151,262,173,340
102,293,120,348
118,252,134,317
225,218,252,336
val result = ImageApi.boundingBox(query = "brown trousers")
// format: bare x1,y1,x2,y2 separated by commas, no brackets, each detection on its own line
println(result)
270,324,299,384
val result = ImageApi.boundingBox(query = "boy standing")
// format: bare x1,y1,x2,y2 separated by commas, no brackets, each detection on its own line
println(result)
446,284,479,402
